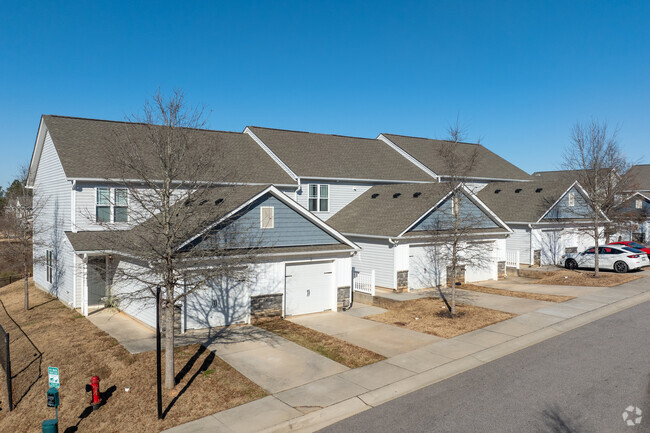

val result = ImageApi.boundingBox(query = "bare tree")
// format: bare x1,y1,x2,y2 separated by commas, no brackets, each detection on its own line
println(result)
96,90,263,389
419,121,491,316
562,120,632,276
0,166,46,310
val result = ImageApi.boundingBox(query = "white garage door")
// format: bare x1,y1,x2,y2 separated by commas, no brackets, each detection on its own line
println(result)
285,261,333,316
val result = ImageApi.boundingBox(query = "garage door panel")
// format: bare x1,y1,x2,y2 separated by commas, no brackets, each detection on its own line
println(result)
285,261,333,316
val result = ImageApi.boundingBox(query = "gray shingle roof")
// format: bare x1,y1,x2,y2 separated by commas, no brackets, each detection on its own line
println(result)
42,115,296,185
477,179,577,223
247,126,434,182
327,183,508,237
382,134,531,181
625,164,650,191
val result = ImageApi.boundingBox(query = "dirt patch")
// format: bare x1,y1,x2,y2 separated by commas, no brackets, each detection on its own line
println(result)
255,318,385,368
0,279,266,432
367,298,516,339
529,270,646,287
462,284,575,303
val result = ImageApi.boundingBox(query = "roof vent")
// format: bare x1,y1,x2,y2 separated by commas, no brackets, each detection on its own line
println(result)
199,199,208,206
393,193,401,198
515,188,522,193
494,189,501,194
371,193,380,199
535,188,543,193
214,198,224,205
413,192,422,198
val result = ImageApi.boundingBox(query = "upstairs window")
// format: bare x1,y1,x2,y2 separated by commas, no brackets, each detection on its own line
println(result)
114,188,128,222
96,187,128,223
636,199,643,209
308,184,329,212
96,187,111,222
260,206,274,229
568,192,575,207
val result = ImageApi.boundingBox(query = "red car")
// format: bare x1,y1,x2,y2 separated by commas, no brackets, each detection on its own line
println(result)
608,241,650,257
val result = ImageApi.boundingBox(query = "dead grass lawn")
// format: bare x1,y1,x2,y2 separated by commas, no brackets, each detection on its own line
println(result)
462,284,574,303
0,279,266,432
531,270,646,287
255,318,385,368
368,297,516,339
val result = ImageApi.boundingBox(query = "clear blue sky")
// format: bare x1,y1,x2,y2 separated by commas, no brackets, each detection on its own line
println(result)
1,1,648,187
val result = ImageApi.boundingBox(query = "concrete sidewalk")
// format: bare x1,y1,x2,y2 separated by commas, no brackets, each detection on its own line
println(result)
163,274,650,433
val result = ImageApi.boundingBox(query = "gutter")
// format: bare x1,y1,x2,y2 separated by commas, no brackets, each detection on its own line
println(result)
298,176,433,184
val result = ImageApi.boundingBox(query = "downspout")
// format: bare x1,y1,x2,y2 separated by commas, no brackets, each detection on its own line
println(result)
342,252,355,311
71,180,77,233
294,177,301,201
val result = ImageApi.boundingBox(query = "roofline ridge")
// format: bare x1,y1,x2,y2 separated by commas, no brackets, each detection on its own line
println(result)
382,132,479,146
248,125,378,142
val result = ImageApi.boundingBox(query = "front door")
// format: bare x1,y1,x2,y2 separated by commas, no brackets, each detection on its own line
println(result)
87,257,106,307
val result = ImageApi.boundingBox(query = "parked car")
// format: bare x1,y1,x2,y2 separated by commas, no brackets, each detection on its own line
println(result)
560,245,650,273
607,241,650,258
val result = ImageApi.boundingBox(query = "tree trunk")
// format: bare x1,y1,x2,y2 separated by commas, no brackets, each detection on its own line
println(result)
593,218,600,278
164,302,175,389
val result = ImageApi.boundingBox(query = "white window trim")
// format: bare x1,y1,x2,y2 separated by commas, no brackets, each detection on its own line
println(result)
636,199,643,209
568,192,575,207
260,206,274,229
95,187,129,223
308,184,329,213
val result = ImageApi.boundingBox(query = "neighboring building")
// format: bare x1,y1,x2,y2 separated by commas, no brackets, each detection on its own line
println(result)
477,179,606,266
378,134,531,191
244,126,436,220
328,183,512,290
624,164,650,194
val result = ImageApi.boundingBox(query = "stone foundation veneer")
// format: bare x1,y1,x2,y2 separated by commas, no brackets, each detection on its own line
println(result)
497,261,506,279
396,270,408,292
337,286,351,311
250,293,282,322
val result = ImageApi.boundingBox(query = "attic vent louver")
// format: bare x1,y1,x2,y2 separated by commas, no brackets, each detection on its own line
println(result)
413,192,422,198
494,189,501,194
535,188,543,193
214,198,224,205
515,188,522,193
393,193,401,198
371,193,380,199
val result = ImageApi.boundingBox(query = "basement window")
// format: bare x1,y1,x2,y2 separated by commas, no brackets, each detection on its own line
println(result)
260,206,274,229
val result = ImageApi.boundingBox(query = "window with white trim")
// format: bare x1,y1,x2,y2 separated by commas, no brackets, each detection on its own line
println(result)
96,187,128,223
308,184,329,212
568,192,575,207
46,250,53,283
636,199,643,209
260,206,274,229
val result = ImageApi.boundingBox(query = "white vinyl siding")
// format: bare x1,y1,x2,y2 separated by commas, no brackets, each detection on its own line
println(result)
32,131,75,306
350,237,395,289
296,181,373,220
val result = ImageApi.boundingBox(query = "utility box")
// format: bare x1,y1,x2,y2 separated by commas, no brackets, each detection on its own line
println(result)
47,387,59,408
42,418,58,433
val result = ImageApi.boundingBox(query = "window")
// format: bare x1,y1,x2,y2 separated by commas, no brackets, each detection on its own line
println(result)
260,206,274,229
308,184,329,212
46,250,53,283
96,187,128,223
114,188,128,222
636,199,643,209
568,192,575,207
96,187,111,222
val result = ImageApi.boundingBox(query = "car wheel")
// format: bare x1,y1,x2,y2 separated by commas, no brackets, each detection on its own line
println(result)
614,261,629,273
565,259,578,270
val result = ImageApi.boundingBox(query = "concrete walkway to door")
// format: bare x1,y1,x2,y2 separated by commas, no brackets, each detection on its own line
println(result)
288,310,441,357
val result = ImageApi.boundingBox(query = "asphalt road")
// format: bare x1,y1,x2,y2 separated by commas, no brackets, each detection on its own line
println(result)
320,299,650,433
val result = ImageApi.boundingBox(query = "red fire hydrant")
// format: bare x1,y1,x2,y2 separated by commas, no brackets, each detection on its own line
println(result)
90,376,102,410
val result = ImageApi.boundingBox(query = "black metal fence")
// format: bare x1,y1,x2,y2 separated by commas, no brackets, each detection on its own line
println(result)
0,275,22,289
0,324,13,411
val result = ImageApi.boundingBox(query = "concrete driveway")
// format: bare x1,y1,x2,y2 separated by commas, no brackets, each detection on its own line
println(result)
288,311,440,357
